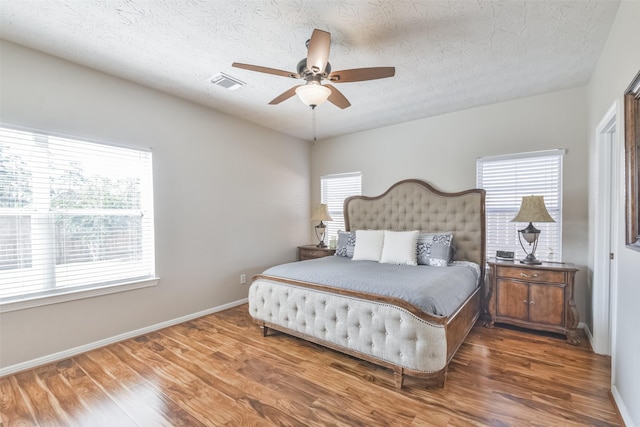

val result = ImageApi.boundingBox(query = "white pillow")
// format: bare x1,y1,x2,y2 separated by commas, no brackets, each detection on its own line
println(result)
352,230,385,261
379,230,419,265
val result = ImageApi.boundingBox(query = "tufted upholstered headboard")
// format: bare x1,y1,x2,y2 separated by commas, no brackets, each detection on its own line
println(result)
344,179,486,268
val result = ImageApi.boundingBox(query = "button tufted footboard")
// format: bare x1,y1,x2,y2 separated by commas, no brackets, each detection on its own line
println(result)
248,278,470,388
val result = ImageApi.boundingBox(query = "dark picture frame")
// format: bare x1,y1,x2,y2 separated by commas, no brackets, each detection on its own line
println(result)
624,70,640,251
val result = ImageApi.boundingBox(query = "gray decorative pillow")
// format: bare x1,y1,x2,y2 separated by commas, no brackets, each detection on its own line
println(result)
335,231,356,257
417,232,454,266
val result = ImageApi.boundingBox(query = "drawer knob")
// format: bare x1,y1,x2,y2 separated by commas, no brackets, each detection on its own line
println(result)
520,272,539,278
530,301,535,305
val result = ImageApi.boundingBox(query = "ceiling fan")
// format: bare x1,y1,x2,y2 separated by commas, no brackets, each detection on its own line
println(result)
232,29,395,109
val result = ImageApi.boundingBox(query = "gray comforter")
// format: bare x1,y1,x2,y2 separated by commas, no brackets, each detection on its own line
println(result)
261,256,480,317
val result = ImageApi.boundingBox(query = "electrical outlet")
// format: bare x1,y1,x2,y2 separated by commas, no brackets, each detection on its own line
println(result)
240,274,246,284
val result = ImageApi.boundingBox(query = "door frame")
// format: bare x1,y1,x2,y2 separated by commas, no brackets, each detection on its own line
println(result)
592,101,620,356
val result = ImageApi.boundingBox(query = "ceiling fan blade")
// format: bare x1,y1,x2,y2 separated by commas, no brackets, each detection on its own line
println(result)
232,62,299,79
325,85,351,109
268,85,302,105
328,67,395,83
306,29,331,75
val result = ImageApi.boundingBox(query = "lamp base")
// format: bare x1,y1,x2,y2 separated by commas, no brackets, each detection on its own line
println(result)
519,253,542,265
517,226,543,265
316,241,328,248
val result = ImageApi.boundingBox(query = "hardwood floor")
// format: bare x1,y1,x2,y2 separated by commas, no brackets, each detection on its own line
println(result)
1,304,622,426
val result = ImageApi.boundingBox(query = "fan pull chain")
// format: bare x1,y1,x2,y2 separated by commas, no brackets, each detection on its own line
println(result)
312,105,317,142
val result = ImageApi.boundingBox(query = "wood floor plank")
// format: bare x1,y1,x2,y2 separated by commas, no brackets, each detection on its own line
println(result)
0,376,37,427
52,358,135,427
13,369,69,426
86,346,206,427
216,332,408,414
123,332,306,426
110,342,241,426
156,332,342,425
0,304,623,426
74,351,197,427
34,363,103,427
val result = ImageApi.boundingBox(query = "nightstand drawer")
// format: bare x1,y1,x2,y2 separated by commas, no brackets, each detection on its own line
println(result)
300,249,323,259
297,245,336,260
496,266,565,284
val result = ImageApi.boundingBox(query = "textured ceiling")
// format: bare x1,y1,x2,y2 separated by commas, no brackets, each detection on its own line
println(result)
0,0,620,141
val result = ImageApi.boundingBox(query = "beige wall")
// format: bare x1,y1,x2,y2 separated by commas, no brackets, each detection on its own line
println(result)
312,86,590,324
0,40,310,368
587,1,640,425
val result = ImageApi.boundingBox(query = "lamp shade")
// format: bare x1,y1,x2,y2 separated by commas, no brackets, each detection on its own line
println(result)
295,83,331,107
311,204,333,221
511,195,555,223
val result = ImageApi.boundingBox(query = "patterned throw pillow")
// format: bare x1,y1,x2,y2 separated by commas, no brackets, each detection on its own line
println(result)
335,231,356,257
417,232,454,266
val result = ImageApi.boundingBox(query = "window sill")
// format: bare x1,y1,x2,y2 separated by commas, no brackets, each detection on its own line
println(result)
0,278,160,313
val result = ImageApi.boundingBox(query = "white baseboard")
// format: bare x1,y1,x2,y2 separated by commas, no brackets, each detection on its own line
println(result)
612,384,636,427
0,298,248,377
579,322,595,349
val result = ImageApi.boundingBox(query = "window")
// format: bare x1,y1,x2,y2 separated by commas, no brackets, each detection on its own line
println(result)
0,126,156,310
320,172,361,242
477,150,564,262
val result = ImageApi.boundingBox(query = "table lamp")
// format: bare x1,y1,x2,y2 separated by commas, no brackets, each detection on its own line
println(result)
311,204,333,248
511,195,555,264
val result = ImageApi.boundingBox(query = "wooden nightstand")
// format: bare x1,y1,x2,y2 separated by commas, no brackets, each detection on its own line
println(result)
485,259,580,345
297,245,336,261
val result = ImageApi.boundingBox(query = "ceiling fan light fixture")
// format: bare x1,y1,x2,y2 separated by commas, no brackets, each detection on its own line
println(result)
233,29,394,109
295,83,331,107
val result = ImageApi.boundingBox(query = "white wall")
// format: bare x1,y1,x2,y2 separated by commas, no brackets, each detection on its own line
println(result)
587,1,640,425
0,40,310,369
312,86,590,324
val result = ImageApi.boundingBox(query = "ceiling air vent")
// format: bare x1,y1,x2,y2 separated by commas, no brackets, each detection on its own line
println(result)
209,72,245,91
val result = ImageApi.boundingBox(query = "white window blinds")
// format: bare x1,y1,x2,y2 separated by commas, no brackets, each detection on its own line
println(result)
477,150,564,262
0,126,155,305
320,172,362,242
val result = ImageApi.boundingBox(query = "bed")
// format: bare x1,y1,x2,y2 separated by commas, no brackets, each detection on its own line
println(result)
248,179,486,388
